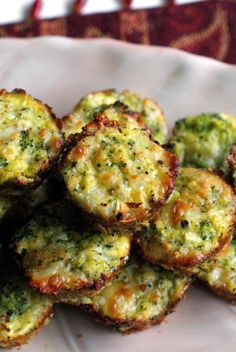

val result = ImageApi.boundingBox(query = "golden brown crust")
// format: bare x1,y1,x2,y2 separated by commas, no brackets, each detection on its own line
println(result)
59,116,118,163
99,101,152,133
59,116,179,227
137,230,234,270
60,88,167,143
13,201,132,298
134,168,236,269
0,156,62,195
29,253,129,298
9,89,59,124
0,89,64,194
79,258,192,333
56,269,123,303
199,281,236,304
168,234,234,276
60,101,152,139
81,279,192,333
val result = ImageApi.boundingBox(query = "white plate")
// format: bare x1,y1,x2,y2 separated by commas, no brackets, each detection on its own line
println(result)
1,37,236,352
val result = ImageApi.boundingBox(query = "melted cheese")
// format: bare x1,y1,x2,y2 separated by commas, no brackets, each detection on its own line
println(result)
137,168,236,267
85,259,190,332
0,90,63,188
0,270,52,348
62,101,148,139
62,89,167,143
61,124,177,223
13,202,131,295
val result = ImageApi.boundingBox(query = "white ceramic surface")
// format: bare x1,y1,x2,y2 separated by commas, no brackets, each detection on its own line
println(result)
1,37,236,352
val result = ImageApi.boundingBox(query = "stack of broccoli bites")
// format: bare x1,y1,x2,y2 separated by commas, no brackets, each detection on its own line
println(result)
1,89,236,348
167,112,236,301
0,89,64,348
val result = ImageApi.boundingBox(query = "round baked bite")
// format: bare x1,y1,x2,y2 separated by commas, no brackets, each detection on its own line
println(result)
60,116,178,225
12,201,131,300
0,264,53,348
196,237,236,303
171,233,234,276
80,258,191,333
135,168,236,269
170,113,236,171
93,102,150,131
62,102,150,138
61,89,167,143
0,89,63,192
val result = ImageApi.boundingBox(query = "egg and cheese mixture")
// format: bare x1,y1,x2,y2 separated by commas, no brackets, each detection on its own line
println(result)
0,89,63,190
62,89,167,143
0,267,52,348
136,168,236,268
171,113,236,171
81,258,190,332
60,118,178,224
13,201,131,297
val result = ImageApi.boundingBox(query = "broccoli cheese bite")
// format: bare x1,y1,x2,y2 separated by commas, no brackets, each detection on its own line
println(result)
13,201,131,299
196,238,236,303
60,116,178,225
0,89,63,192
170,113,236,171
0,265,53,348
171,234,234,276
62,102,150,138
81,258,191,333
61,89,167,143
135,168,236,269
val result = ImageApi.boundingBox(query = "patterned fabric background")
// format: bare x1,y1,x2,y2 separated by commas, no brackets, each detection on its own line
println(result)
0,0,236,64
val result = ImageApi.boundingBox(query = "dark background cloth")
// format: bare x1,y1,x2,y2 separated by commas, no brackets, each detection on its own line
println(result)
0,0,236,64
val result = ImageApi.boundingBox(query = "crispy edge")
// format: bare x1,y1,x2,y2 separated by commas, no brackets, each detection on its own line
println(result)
0,303,53,349
60,101,152,140
165,234,234,276
26,251,130,297
59,115,179,226
0,89,64,194
59,89,118,134
137,231,234,269
198,280,236,304
122,89,167,140
13,217,132,296
96,101,152,135
134,169,236,268
80,277,192,333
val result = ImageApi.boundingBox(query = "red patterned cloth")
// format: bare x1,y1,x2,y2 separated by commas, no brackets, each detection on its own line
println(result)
0,0,236,64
